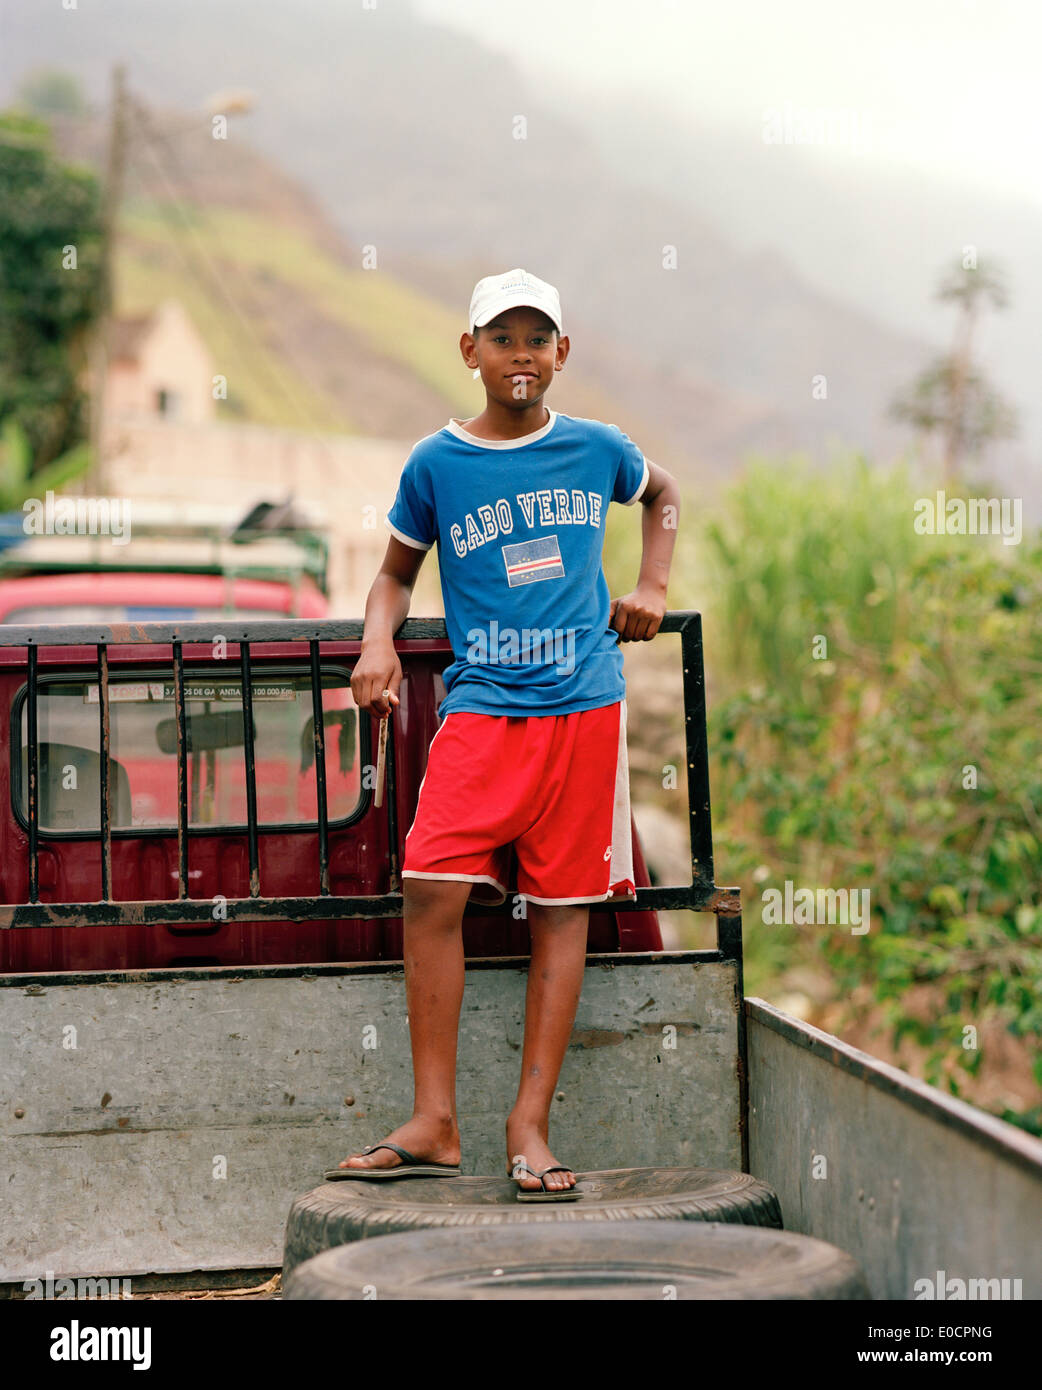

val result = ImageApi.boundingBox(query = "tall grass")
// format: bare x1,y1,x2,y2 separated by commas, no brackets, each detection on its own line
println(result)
703,454,943,703
606,452,1041,1130
697,454,1042,1132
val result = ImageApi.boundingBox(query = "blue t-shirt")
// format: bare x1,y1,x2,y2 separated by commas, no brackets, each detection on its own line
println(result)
385,410,650,717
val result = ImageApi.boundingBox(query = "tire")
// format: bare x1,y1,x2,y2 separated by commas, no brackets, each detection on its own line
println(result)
283,1166,782,1280
284,1220,869,1301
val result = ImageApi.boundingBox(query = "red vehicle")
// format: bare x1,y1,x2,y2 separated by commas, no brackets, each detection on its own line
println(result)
0,518,660,973
0,569,329,626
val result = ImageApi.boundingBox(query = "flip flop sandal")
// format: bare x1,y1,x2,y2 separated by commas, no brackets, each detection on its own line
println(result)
511,1162,582,1202
324,1142,462,1181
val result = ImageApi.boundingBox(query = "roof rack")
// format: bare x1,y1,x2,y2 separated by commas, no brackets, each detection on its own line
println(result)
0,499,330,594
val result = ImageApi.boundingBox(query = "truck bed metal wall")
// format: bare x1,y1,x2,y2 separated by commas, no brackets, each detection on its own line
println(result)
747,998,1042,1300
0,953,741,1282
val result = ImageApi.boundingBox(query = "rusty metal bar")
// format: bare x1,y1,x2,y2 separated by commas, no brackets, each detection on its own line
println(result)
239,641,260,897
172,641,189,898
0,882,723,930
97,644,112,901
26,644,39,905
309,640,330,896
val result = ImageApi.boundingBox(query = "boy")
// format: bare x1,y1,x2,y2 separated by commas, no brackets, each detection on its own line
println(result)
332,268,680,1198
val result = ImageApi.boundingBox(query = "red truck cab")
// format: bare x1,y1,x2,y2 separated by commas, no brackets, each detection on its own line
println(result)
0,513,660,973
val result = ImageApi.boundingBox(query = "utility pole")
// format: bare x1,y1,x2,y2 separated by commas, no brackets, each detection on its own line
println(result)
88,63,129,496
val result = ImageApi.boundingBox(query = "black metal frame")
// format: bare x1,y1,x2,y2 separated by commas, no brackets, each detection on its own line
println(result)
0,611,741,939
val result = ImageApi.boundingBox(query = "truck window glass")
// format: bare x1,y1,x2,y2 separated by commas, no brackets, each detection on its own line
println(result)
14,670,360,832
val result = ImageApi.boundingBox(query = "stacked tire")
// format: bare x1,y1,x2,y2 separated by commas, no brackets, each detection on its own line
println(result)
282,1166,868,1300
285,1219,868,1301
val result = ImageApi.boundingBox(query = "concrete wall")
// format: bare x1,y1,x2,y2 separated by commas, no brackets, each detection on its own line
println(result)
0,955,740,1281
747,998,1042,1300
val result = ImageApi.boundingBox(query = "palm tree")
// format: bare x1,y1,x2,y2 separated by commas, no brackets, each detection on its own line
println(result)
890,259,1018,482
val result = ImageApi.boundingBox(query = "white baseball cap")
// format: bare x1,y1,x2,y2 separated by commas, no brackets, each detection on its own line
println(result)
468,268,563,335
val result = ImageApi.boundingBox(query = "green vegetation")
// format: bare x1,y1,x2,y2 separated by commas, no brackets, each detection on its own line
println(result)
118,200,480,428
0,111,102,472
14,69,89,119
2,109,483,448
632,456,1041,1133
0,418,90,509
703,455,940,701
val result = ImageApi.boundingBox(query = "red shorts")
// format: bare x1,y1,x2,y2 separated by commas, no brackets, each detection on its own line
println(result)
402,699,636,906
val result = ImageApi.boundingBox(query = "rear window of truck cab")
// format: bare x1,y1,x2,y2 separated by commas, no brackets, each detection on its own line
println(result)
11,665,365,834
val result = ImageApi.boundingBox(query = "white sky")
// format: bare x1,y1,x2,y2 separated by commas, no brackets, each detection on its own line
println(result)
415,0,1042,205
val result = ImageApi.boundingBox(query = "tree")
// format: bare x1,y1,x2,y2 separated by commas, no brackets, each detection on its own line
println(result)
890,257,1018,482
0,111,103,473
15,70,89,119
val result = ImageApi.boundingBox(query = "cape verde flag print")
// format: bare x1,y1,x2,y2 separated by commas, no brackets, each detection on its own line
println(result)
502,534,565,587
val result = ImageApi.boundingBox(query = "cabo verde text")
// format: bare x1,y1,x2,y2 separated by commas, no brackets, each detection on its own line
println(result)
450,490,603,559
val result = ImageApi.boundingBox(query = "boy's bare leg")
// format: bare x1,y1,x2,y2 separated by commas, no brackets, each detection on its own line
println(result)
336,876,473,1170
506,900,590,1193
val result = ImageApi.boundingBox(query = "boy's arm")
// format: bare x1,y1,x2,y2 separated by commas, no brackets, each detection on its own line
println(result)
609,460,681,642
350,537,427,714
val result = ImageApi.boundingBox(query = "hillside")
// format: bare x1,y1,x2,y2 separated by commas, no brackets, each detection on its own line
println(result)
49,106,659,455
2,0,945,486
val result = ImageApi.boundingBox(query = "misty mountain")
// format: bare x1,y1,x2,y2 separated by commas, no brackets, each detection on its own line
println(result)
2,0,1032,498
